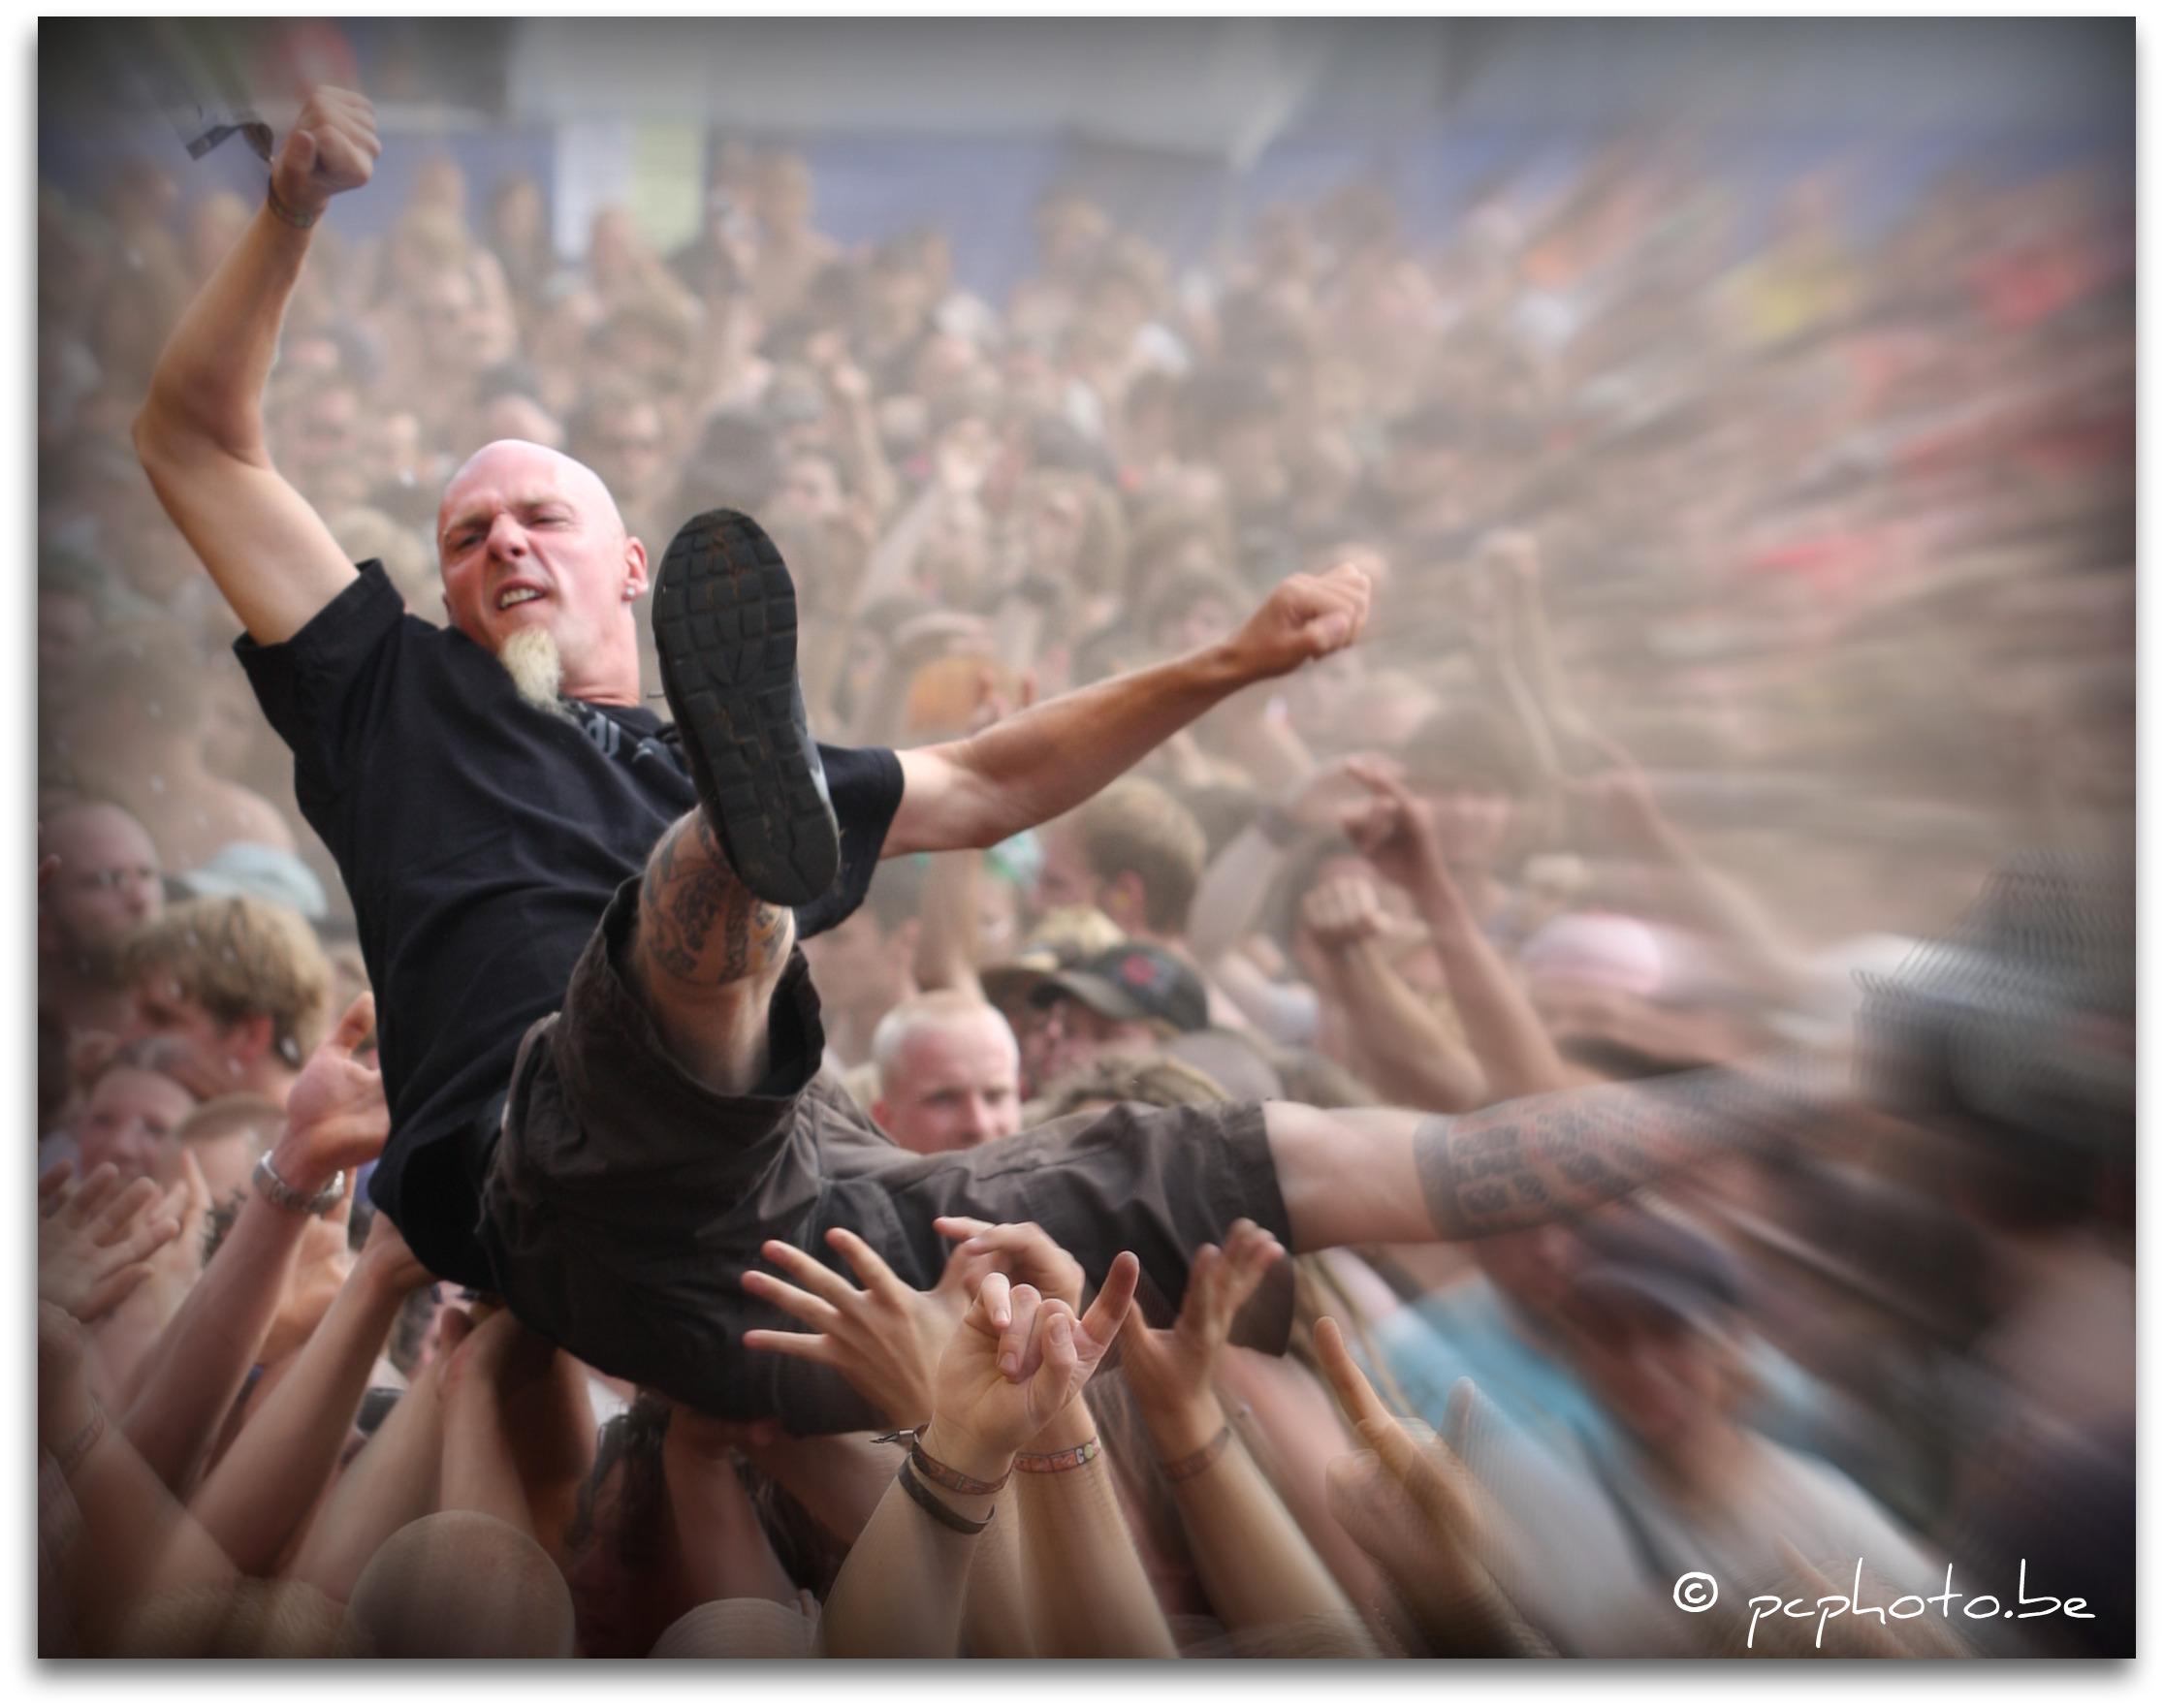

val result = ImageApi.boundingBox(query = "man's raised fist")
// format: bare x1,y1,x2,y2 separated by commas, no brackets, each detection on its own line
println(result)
270,85,381,222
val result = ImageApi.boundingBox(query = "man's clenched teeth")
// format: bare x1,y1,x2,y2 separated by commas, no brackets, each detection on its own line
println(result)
497,587,545,611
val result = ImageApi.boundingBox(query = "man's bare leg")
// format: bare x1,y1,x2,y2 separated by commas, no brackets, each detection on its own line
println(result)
1265,1056,1829,1250
621,810,796,1094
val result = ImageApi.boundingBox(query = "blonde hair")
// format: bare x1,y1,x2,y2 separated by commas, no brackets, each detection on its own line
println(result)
121,896,334,1064
1070,777,1208,934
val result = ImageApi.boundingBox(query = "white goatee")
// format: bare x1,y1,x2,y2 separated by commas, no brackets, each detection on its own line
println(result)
498,626,569,715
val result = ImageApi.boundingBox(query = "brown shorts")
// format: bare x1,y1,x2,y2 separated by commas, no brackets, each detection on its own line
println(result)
476,877,1293,1433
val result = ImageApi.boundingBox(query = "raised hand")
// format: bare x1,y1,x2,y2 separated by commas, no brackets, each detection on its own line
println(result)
930,1217,1083,1310
1117,1219,1284,1453
38,1161,183,1322
141,1149,214,1297
741,1227,971,1429
1558,728,1675,861
1339,758,1452,904
270,993,389,1196
269,85,381,223
742,1218,1095,1428
1314,1317,1534,1656
1225,561,1373,679
1299,871,1393,952
922,1253,1139,1484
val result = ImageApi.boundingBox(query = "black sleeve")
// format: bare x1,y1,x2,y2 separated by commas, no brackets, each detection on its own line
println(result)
233,561,408,802
793,743,906,939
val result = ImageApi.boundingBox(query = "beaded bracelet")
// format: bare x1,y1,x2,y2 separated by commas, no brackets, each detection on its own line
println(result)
265,181,320,230
1013,1437,1100,1474
1160,1423,1233,1484
896,1455,991,1535
54,1397,106,1480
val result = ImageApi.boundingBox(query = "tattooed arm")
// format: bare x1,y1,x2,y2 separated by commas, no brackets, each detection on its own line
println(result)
1262,1054,1832,1250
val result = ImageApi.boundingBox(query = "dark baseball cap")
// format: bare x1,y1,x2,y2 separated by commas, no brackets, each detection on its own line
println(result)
1573,1210,1745,1333
1030,942,1209,1034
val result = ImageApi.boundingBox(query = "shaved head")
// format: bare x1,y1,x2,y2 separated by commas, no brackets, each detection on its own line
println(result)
439,440,627,557
432,438,652,706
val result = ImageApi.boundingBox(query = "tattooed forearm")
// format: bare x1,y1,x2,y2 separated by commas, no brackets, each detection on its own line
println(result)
638,814,792,985
1414,1058,1825,1240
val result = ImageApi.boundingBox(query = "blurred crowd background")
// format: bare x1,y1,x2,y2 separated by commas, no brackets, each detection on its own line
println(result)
34,18,2133,1659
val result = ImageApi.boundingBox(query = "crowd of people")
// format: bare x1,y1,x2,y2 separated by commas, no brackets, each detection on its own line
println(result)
35,60,2132,1661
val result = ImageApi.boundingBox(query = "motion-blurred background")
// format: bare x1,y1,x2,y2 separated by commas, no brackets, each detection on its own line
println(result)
34,17,2134,1659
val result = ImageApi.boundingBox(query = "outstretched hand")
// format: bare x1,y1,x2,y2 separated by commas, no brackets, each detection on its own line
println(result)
1339,758,1453,905
1226,561,1372,680
1118,1219,1284,1450
925,1252,1139,1481
742,1226,970,1430
1315,1317,1531,1656
742,1218,1092,1429
270,85,380,222
1558,729,1675,861
38,1160,183,1322
1299,871,1392,953
271,993,390,1195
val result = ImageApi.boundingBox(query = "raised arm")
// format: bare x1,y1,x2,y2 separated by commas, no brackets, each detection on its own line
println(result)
884,562,1371,855
131,85,380,645
117,995,391,1495
1118,1221,1377,1654
815,1256,1139,1659
186,1213,430,1575
1342,760,1572,1103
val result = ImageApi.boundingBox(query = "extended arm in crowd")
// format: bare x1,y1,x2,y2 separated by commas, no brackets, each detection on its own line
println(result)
1314,1317,1553,1657
1264,1048,1830,1251
885,562,1371,855
1118,1220,1378,1656
117,996,391,1496
131,85,380,646
816,1254,1144,1657
1343,759,1573,1103
187,1213,431,1575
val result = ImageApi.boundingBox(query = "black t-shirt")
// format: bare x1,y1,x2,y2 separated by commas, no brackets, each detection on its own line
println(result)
239,562,902,1272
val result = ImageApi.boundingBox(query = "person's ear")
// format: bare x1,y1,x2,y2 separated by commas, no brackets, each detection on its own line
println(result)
870,1097,895,1134
224,1012,274,1068
1104,871,1148,937
622,536,650,603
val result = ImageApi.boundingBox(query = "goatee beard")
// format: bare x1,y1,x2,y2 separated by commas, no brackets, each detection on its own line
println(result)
498,626,569,715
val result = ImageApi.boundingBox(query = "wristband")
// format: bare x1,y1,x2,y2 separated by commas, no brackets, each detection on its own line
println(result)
875,1424,1015,1495
1013,1437,1100,1474
54,1397,106,1480
265,181,320,229
912,1440,1010,1496
253,1153,346,1217
1160,1423,1232,1483
896,1456,991,1534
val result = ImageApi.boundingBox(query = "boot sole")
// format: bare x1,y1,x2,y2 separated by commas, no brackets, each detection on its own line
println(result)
652,509,840,908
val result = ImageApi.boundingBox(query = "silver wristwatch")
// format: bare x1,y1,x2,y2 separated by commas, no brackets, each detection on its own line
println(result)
252,1154,347,1217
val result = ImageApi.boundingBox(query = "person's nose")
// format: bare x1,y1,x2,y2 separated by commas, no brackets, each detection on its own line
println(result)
486,512,528,562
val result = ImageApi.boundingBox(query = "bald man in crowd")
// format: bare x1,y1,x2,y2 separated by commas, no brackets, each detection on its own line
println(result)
867,991,1024,1154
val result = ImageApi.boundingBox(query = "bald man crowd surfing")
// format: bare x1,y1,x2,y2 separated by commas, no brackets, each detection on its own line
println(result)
134,87,1798,1433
